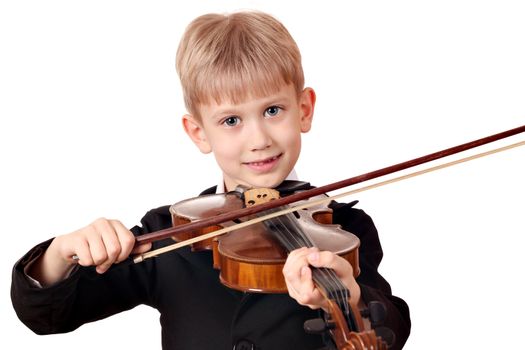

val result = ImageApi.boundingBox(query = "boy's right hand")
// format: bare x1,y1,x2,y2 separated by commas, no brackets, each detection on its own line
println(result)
30,218,152,286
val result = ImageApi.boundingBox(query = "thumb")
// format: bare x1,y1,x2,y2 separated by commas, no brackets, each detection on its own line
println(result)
131,242,152,255
306,249,324,267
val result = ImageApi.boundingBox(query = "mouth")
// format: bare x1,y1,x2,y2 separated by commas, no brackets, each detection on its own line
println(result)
243,154,282,172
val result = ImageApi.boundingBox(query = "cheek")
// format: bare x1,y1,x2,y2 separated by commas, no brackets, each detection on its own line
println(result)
278,122,302,150
209,135,241,160
288,135,302,159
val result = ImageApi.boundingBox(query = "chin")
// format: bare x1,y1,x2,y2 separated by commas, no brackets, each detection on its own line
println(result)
228,171,289,191
250,175,287,189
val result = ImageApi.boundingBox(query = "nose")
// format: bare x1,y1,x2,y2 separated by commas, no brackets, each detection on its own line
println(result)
247,119,272,151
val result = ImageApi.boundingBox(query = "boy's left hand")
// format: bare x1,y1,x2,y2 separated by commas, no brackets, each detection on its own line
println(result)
283,247,360,311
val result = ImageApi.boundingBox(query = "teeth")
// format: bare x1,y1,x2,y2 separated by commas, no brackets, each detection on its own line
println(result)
251,156,277,165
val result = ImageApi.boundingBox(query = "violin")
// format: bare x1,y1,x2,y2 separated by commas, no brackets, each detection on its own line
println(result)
168,185,388,349
129,125,524,349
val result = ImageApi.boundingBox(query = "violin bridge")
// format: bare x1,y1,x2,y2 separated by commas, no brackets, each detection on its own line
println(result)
243,188,280,207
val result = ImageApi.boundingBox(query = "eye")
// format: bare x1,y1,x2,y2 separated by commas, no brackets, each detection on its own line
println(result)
222,116,240,127
264,106,281,118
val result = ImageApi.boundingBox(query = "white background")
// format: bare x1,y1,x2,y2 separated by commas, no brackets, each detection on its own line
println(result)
1,1,524,349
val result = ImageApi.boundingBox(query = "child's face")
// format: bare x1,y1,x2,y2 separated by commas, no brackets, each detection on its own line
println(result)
183,84,315,191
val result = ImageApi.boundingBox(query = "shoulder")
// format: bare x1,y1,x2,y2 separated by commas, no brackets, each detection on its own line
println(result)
130,205,172,235
329,199,384,265
133,185,218,235
329,200,377,234
200,185,217,195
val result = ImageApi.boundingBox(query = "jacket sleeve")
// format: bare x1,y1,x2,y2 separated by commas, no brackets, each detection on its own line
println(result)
9,207,170,335
331,201,411,350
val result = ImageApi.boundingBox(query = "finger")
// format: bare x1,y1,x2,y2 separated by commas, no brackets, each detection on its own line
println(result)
298,265,317,300
307,250,359,300
83,237,108,268
70,235,94,267
285,247,316,270
283,247,312,289
307,250,353,276
88,219,117,273
110,220,136,262
284,248,325,308
100,223,123,262
82,222,109,267
87,235,110,273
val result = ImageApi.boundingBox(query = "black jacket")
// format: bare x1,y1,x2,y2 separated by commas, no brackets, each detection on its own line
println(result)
11,184,410,349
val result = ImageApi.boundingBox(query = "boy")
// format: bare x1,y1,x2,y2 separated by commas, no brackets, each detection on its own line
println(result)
11,11,410,349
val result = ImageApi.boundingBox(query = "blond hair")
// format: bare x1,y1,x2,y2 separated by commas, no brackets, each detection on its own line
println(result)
176,11,304,118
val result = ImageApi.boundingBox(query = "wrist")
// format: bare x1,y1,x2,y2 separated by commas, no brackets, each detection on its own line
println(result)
28,237,77,286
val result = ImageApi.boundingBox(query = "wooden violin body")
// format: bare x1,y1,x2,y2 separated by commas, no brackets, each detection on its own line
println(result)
169,187,360,293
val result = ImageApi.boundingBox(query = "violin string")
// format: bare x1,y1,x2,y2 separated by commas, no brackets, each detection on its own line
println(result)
276,213,347,311
278,212,354,329
266,212,337,300
265,209,353,327
276,211,353,326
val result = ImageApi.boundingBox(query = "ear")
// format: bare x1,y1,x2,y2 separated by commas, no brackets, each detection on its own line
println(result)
299,87,316,133
182,114,212,154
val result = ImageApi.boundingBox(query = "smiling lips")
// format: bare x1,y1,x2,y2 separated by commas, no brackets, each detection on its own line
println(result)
244,154,282,172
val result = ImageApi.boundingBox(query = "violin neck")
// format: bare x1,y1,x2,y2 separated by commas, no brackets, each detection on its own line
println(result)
261,208,314,251
311,268,358,331
261,210,358,330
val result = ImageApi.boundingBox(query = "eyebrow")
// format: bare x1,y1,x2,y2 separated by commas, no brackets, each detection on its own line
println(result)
260,92,293,104
207,91,293,119
209,108,240,121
